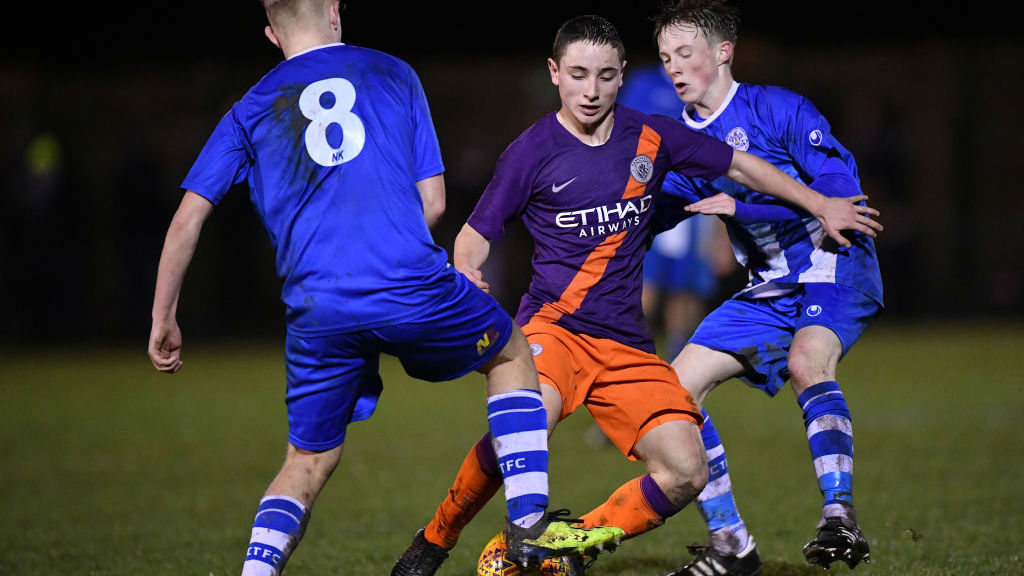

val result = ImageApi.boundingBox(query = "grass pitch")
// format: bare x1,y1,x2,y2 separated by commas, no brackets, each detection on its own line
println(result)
1,320,1022,575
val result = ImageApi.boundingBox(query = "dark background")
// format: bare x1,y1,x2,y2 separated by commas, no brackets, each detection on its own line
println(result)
2,1,1020,347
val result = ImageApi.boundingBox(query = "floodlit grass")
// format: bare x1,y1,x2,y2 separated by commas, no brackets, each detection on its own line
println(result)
1,320,1022,575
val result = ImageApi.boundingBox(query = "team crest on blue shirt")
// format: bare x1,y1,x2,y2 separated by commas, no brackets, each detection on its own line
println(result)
630,154,654,183
725,127,750,151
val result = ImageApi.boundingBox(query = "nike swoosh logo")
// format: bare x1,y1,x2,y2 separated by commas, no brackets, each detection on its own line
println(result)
551,177,576,193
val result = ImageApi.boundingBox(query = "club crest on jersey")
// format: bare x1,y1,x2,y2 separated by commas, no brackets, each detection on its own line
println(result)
530,343,543,356
630,154,654,183
725,127,750,151
808,129,824,147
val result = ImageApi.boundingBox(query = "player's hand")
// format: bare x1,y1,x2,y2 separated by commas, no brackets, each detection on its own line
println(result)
149,320,184,373
684,193,736,216
817,195,883,248
459,266,490,294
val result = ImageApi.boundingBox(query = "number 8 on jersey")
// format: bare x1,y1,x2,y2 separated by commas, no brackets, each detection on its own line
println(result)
299,77,365,167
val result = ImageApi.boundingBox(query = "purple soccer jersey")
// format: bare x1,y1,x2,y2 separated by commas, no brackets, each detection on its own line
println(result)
468,105,733,352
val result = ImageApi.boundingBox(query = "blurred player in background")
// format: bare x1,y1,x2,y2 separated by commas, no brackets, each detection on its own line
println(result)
617,61,736,361
391,14,880,576
147,1,623,574
651,1,885,574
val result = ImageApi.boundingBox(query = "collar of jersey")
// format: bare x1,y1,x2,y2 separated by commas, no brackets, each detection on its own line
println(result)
682,81,740,129
288,42,346,60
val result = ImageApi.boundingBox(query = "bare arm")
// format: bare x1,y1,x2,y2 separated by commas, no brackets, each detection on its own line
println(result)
416,174,446,229
726,150,882,247
453,223,492,293
148,191,215,373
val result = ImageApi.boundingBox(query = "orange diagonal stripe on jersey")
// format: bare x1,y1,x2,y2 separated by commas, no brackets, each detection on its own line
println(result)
531,124,662,324
533,231,628,323
623,124,662,199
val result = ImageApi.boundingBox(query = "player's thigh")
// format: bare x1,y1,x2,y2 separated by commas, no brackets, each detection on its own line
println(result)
378,271,515,383
285,331,383,452
689,297,798,397
671,343,744,406
788,325,843,388
586,347,702,461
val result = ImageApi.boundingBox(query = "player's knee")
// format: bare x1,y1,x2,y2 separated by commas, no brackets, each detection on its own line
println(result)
654,450,708,507
285,443,343,478
787,349,830,389
679,458,709,498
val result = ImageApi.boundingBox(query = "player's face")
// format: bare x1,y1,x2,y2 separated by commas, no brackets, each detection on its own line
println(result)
548,41,624,130
658,23,725,109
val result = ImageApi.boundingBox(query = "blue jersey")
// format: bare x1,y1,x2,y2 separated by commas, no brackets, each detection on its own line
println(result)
661,82,883,305
182,43,451,335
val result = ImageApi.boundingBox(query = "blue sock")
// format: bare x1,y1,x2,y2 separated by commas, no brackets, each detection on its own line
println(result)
695,409,751,555
797,381,856,524
242,495,308,576
487,389,549,528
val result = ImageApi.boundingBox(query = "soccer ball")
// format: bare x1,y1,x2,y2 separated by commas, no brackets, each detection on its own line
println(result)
476,532,573,576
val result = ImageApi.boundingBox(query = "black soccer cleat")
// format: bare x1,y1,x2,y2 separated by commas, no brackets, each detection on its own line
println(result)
503,509,624,569
667,536,762,576
802,517,871,569
391,528,449,576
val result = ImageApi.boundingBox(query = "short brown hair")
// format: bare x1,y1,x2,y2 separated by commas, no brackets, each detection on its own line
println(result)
653,0,739,46
552,15,626,63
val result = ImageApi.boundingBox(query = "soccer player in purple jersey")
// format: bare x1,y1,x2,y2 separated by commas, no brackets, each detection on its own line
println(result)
652,1,883,573
147,2,624,574
392,14,880,576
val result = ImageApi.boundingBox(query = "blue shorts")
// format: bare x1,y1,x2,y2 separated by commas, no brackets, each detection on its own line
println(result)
284,271,513,451
642,249,716,298
689,283,881,396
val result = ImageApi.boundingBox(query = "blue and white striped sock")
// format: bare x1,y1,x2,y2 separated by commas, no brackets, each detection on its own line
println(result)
487,389,549,528
242,495,308,576
695,410,751,555
797,381,856,525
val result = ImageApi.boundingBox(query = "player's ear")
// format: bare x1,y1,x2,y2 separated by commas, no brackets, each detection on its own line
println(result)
620,59,627,87
547,58,559,85
717,41,733,66
329,1,341,33
264,25,282,50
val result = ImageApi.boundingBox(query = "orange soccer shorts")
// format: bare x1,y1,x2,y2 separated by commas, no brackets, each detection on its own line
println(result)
521,319,703,459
